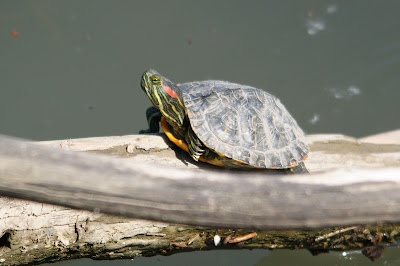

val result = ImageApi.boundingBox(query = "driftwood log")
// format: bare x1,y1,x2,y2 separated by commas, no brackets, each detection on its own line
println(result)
0,130,400,264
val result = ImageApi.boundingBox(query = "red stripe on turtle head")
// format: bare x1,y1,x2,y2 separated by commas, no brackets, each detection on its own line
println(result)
162,84,178,98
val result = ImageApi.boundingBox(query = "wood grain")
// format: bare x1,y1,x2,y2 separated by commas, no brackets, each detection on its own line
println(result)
1,132,400,229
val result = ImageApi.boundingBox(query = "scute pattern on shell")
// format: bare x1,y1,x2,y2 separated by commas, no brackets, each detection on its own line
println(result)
180,81,309,168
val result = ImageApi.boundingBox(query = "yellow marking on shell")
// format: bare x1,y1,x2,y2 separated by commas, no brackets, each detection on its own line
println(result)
160,117,224,167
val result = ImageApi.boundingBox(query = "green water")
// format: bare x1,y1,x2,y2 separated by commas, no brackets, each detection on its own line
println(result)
2,1,399,141
2,0,400,265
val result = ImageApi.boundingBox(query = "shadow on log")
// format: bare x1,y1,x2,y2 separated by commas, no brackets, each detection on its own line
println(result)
0,130,400,264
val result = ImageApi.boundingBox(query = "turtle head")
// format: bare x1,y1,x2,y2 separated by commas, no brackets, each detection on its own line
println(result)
141,69,185,127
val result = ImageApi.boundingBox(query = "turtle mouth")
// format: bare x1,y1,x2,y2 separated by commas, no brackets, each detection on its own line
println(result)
141,79,155,99
141,76,161,109
141,70,153,92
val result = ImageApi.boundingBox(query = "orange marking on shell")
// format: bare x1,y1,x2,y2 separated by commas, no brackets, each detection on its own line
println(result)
162,84,178,98
161,117,189,153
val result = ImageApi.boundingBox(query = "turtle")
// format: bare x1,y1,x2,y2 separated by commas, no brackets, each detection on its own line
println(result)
139,69,309,173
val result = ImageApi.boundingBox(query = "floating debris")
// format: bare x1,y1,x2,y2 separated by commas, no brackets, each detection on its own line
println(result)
326,4,338,14
309,114,320,125
10,30,19,38
327,86,361,100
348,86,361,96
306,19,326,36
362,245,385,261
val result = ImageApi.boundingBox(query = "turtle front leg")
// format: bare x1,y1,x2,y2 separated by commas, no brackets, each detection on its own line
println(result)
185,127,205,161
139,106,162,133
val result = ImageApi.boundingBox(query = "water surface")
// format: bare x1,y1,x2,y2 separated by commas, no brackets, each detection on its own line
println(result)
2,1,400,265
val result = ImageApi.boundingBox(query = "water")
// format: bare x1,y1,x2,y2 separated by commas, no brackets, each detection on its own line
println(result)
1,0,400,265
2,0,399,140
46,247,400,266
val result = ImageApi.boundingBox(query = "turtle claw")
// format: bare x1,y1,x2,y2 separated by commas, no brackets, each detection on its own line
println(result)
139,129,150,134
188,143,204,161
186,127,205,162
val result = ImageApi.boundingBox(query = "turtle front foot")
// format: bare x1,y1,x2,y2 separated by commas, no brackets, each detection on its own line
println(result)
139,129,151,134
139,106,162,134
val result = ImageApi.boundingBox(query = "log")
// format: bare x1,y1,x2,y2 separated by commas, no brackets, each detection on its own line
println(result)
1,133,400,229
359,129,400,144
1,131,400,264
1,198,397,264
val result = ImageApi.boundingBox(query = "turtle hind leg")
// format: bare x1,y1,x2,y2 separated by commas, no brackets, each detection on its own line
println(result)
185,127,205,161
139,106,162,134
286,162,309,174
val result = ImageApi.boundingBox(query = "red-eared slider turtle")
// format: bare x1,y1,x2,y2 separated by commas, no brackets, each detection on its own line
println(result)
140,70,309,172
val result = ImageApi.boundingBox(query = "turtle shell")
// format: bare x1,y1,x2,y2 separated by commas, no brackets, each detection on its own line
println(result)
179,81,309,168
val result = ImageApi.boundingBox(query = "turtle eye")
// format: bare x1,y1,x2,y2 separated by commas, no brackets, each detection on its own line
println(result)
150,75,161,85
